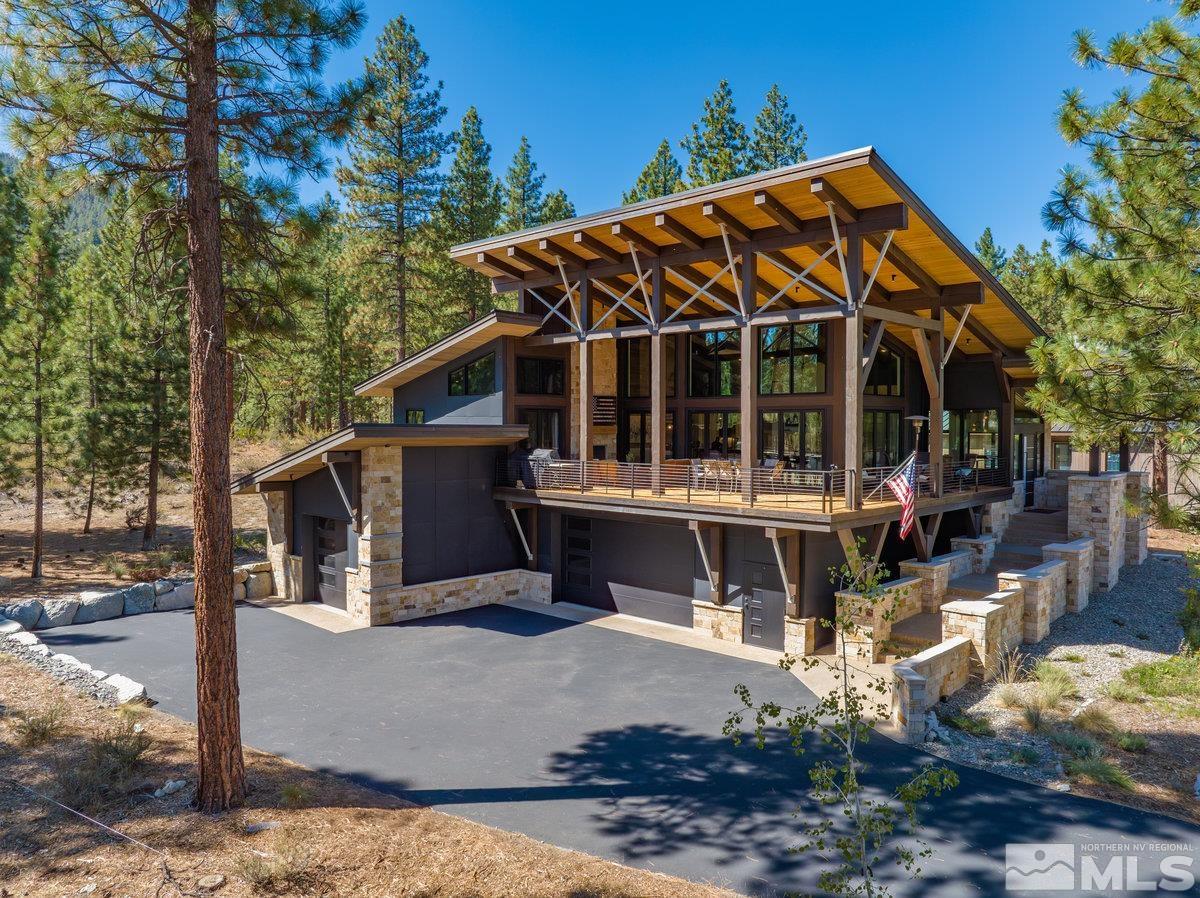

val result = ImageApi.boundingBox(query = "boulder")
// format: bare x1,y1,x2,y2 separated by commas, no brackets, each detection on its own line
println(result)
245,572,273,600
232,582,246,603
74,589,124,624
152,579,175,595
0,615,22,635
0,574,12,588
3,600,42,630
35,598,79,630
8,630,40,647
50,652,92,673
155,582,195,612
232,568,249,585
102,673,147,705
237,561,272,575
122,583,156,615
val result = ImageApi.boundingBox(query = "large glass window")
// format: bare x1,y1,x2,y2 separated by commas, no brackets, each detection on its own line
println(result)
688,330,740,397
760,411,824,469
863,410,902,468
759,323,826,395
405,409,425,424
946,409,999,463
448,352,495,396
519,408,560,452
864,344,903,396
623,411,675,463
620,337,676,398
515,356,564,395
687,411,740,458
1052,439,1072,470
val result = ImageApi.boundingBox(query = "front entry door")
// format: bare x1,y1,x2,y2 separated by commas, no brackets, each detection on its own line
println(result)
314,516,348,610
742,562,785,650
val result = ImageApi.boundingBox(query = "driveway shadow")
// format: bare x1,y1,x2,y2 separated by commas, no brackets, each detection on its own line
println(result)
391,604,581,638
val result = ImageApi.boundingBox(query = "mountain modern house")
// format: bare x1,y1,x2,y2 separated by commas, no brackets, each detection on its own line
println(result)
232,147,1052,653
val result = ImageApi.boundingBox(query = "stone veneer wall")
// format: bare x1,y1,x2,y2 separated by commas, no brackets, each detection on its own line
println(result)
891,635,972,743
982,498,1012,542
263,490,304,603
899,550,974,613
1067,473,1126,592
362,569,550,626
1036,471,1075,511
784,615,817,655
1041,538,1094,613
569,340,618,461
692,600,742,643
998,560,1068,644
837,576,921,663
948,536,997,575
352,445,405,626
940,588,1023,678
1124,471,1149,567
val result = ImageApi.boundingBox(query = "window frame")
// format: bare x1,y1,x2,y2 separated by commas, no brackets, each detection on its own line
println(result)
758,322,827,395
448,352,496,397
863,343,903,397
688,330,740,398
515,355,565,396
404,409,425,425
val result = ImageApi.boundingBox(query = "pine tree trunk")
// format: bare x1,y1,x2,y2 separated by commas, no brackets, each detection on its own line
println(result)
186,0,245,814
142,366,162,550
83,463,96,535
1152,429,1169,495
32,345,43,581
395,190,405,360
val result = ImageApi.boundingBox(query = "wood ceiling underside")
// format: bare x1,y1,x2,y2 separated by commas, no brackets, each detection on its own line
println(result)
456,159,1039,356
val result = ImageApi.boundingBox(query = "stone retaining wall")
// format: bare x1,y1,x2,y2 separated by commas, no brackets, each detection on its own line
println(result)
982,496,1013,542
0,561,274,633
948,536,997,575
784,615,817,656
1041,538,1094,613
940,588,1023,678
891,636,972,743
1067,473,1125,592
998,560,1068,644
898,550,974,613
358,568,550,627
836,576,920,663
1124,471,1149,567
693,600,743,643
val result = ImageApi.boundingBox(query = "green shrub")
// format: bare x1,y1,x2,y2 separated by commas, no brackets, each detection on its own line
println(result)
55,716,153,812
1122,654,1200,698
1107,648,1126,658
1050,728,1102,760
235,832,310,891
1011,746,1039,766
1179,584,1200,652
1114,732,1148,752
1103,681,1144,703
1056,652,1087,663
1065,757,1133,790
1073,706,1118,737
280,784,312,809
943,712,994,737
1032,662,1077,708
14,703,67,747
1022,705,1049,733
997,684,1022,709
996,647,1026,686
101,554,130,580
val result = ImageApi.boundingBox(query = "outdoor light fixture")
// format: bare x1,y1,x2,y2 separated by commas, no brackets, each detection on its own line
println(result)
906,414,930,452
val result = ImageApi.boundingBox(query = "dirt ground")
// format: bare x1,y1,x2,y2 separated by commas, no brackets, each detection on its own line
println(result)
0,439,301,602
1148,525,1200,555
0,653,736,898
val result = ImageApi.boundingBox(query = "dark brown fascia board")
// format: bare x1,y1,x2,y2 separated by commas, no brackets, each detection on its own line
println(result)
231,423,529,494
864,153,1046,340
451,146,877,260
352,309,540,397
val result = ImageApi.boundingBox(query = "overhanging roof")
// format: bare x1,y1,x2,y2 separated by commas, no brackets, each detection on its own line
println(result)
354,310,540,397
451,147,1045,357
230,423,529,495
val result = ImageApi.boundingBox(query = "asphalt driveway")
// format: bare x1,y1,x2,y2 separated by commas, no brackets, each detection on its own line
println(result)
41,603,1200,896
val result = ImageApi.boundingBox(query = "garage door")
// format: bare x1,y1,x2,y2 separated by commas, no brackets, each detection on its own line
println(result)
562,516,696,627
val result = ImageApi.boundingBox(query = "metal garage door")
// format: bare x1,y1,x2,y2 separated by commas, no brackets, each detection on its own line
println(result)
562,515,696,627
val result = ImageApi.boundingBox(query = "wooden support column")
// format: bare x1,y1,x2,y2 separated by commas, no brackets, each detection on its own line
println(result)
843,229,864,509
578,278,592,464
994,351,1013,483
1118,438,1131,472
739,249,759,501
929,308,945,496
527,507,539,571
1088,444,1102,477
650,263,666,494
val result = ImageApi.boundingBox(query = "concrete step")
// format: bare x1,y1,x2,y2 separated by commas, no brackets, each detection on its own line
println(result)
1003,531,1068,547
945,572,1003,600
887,611,942,656
992,543,1044,571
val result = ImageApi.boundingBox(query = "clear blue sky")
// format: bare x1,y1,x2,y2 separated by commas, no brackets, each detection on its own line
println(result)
309,0,1157,255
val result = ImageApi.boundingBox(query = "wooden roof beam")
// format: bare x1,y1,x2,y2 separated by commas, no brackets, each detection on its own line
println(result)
668,263,741,310
612,222,662,258
477,251,525,280
754,190,805,233
702,201,752,243
654,213,705,250
879,282,984,312
811,177,858,223
866,234,941,295
537,239,589,270
573,231,624,264
507,245,556,276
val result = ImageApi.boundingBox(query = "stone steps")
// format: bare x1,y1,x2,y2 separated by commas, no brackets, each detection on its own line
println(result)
944,572,1004,600
886,611,943,657
992,543,1044,571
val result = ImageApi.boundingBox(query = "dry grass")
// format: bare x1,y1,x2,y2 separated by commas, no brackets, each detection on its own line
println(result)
0,653,736,898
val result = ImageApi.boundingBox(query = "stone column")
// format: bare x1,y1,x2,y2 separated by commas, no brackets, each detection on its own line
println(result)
1067,473,1126,591
1124,471,1149,566
352,445,404,626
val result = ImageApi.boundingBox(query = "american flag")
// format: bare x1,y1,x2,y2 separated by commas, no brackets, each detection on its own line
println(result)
884,452,918,539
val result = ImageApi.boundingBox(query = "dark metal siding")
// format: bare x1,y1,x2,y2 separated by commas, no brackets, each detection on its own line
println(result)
390,338,507,425
944,359,1002,409
401,446,521,584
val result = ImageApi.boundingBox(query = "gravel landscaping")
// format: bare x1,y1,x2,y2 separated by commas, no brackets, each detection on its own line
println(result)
920,553,1199,819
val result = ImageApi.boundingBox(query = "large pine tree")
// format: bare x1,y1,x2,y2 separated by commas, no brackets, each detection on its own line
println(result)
0,177,68,580
748,85,807,172
681,80,749,187
501,136,546,232
337,15,448,360
623,139,684,204
1,0,365,812
540,188,575,224
974,227,1008,275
